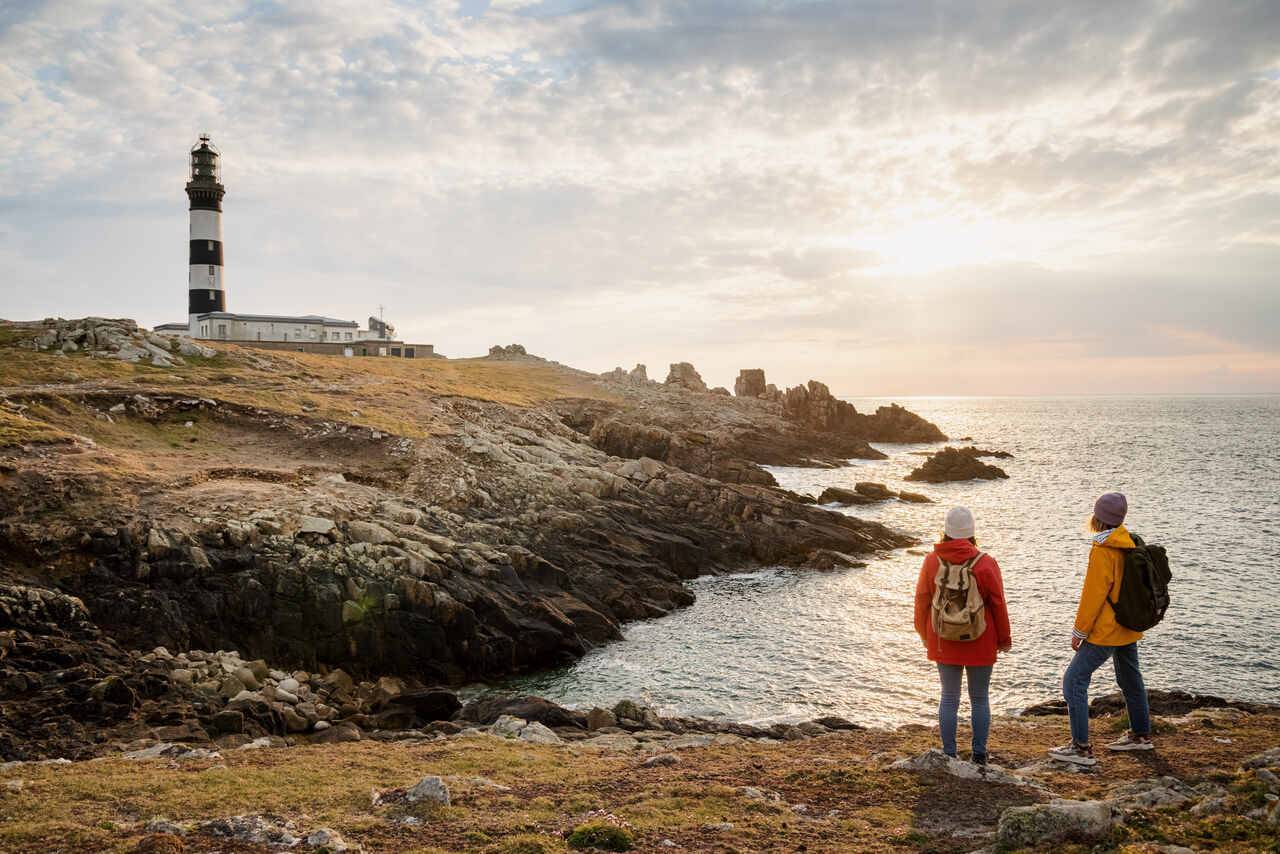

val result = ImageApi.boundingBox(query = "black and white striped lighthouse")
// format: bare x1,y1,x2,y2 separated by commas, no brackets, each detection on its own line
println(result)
186,134,226,333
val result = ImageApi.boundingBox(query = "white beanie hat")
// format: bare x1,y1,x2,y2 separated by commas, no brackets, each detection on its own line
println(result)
944,506,975,539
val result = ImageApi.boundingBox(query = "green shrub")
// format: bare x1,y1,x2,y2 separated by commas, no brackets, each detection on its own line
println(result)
567,821,634,851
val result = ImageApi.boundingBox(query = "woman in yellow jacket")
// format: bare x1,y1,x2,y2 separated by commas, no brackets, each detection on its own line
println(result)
1048,492,1153,767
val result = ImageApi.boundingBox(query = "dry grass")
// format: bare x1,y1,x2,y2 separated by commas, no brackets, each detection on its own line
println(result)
0,338,616,443
2,712,1277,853
0,408,73,447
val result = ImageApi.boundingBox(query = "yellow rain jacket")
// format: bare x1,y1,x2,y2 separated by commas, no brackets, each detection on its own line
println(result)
1072,525,1144,647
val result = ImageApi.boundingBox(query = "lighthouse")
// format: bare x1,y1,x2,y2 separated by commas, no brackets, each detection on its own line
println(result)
186,134,226,333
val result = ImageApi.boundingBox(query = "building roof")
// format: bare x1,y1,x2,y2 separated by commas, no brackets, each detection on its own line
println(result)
194,312,359,327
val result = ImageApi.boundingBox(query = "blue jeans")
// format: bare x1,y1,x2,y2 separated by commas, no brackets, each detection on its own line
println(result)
937,663,992,758
1062,641,1151,746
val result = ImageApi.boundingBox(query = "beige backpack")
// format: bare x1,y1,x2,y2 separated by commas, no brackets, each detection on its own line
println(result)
931,553,987,642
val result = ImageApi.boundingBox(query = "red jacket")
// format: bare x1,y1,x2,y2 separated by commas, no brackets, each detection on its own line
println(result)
913,539,1012,667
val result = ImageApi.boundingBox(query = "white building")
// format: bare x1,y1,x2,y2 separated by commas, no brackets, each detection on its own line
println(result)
155,135,433,358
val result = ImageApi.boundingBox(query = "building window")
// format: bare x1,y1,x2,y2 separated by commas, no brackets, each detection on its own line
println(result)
217,324,227,339
345,332,352,340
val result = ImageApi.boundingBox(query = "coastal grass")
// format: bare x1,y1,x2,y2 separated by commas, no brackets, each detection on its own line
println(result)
0,408,73,447
0,337,616,444
3,711,1277,852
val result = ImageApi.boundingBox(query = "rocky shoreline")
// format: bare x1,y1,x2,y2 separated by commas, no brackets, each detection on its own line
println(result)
0,318,945,761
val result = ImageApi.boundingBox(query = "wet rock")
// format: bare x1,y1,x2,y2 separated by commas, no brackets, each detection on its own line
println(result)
812,716,863,731
383,688,461,722
996,799,1119,848
906,446,1010,483
1022,689,1277,718
818,487,879,506
853,482,895,500
458,696,584,729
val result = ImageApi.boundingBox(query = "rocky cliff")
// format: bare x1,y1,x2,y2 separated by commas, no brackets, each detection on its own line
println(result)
0,319,944,759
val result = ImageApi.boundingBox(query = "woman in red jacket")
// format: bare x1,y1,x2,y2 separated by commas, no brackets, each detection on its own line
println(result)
913,506,1012,764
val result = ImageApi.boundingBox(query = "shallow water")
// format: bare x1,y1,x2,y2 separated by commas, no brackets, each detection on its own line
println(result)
479,396,1280,727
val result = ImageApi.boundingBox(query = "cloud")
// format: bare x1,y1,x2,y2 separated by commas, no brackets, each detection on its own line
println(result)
0,0,1277,393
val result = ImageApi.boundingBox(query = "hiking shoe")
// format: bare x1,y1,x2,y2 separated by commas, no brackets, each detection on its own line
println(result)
971,753,988,766
1106,733,1154,752
1048,741,1098,767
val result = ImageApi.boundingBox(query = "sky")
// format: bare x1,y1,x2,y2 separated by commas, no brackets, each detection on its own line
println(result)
1,0,1278,395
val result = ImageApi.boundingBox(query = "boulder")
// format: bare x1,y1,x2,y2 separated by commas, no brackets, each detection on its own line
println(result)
405,775,450,805
345,521,397,545
891,749,1032,787
587,707,618,731
310,722,362,744
896,490,932,504
492,715,527,738
384,689,461,722
664,362,708,392
297,516,335,536
457,696,584,729
996,799,1119,848
518,722,563,745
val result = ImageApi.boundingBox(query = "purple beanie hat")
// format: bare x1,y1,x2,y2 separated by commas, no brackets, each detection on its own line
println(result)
1094,492,1128,527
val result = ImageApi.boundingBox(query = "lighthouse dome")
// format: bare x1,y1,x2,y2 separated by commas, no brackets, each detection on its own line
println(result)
189,134,221,183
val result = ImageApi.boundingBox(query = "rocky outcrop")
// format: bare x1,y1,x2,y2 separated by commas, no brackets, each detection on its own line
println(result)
664,362,708,392
779,383,947,444
819,482,933,505
906,446,1010,483
12,317,213,367
487,344,542,360
0,580,473,760
599,364,651,386
734,369,767,398
0,385,912,755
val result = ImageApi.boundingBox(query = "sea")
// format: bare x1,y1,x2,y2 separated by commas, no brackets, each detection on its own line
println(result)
477,396,1280,727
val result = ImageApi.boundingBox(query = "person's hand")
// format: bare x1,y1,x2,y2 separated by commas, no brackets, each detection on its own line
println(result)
998,642,1012,654
1071,635,1083,651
